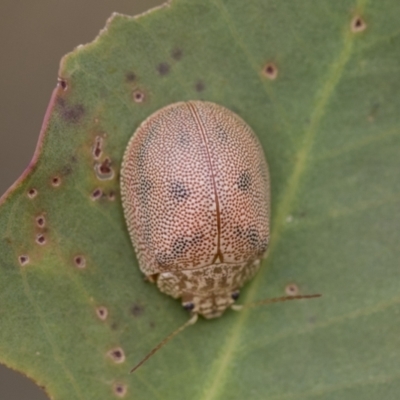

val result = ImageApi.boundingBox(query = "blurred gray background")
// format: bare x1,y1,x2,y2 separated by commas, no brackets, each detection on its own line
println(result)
0,1,163,398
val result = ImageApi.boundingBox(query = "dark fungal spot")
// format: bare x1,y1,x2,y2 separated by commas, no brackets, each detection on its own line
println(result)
19,255,29,266
107,347,125,363
27,188,37,199
195,81,205,92
237,171,252,191
171,48,183,60
57,98,84,123
91,188,102,201
263,63,278,80
51,176,61,187
96,306,108,320
170,181,189,201
36,234,46,245
57,78,68,91
133,89,145,103
351,15,366,32
131,303,145,317
92,136,103,159
36,215,45,228
157,62,170,76
113,383,127,398
285,283,299,296
74,255,86,268
126,72,136,82
95,158,114,180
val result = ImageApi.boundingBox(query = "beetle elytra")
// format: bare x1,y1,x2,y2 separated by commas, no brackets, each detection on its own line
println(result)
120,101,320,371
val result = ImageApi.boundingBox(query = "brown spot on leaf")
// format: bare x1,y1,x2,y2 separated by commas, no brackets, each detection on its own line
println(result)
263,63,278,80
107,347,125,364
96,306,108,320
57,77,68,91
351,15,366,32
126,72,136,82
113,383,127,398
92,136,103,159
131,303,145,317
171,48,183,60
51,176,61,187
95,158,114,181
133,89,145,103
108,191,116,201
27,188,38,199
74,255,86,269
57,98,85,123
195,81,205,92
19,255,29,266
157,62,170,76
36,234,46,246
36,215,46,228
91,188,103,201
285,283,299,296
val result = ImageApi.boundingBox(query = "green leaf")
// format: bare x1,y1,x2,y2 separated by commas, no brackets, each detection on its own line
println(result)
1,0,399,399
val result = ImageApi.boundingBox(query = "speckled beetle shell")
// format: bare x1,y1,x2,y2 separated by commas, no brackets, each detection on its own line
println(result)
121,101,270,319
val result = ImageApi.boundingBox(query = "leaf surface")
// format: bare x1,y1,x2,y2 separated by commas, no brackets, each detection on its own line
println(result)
1,1,400,399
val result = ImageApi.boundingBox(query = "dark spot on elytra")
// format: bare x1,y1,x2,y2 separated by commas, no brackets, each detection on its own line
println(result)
195,81,205,92
172,237,188,256
171,233,203,258
57,98,85,123
178,132,191,147
237,171,252,191
171,48,183,60
215,125,228,142
157,62,170,76
131,303,145,317
126,72,136,81
156,253,174,268
138,179,152,203
170,181,189,201
111,322,118,330
247,227,260,247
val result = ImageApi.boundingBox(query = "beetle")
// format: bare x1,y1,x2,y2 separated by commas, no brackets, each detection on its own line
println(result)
121,100,270,319
121,101,320,372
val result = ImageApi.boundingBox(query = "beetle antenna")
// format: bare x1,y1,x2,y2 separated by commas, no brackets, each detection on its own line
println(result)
231,293,321,311
130,313,198,373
